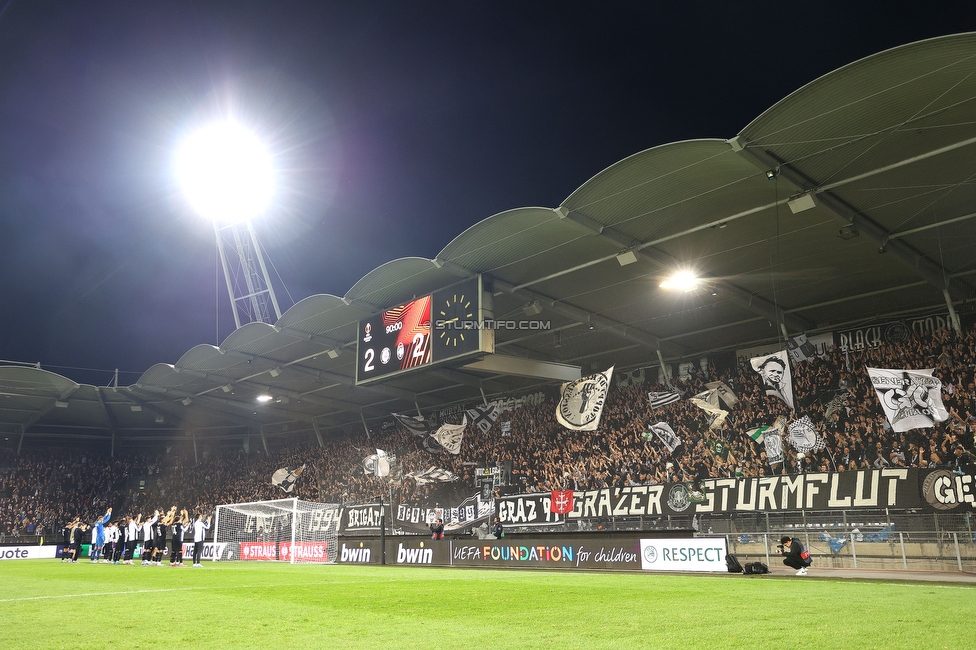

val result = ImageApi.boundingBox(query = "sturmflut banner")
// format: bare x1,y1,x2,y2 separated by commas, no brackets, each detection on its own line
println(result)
496,469,948,523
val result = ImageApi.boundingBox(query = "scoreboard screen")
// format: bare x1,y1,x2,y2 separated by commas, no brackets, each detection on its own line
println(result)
356,275,488,384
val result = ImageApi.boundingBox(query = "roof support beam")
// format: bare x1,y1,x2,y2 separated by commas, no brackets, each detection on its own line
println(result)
434,259,668,353
729,136,971,300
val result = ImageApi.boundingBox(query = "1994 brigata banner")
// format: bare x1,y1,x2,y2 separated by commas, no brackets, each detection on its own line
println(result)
497,469,975,524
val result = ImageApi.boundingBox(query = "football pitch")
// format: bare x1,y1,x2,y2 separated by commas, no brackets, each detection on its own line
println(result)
1,561,972,649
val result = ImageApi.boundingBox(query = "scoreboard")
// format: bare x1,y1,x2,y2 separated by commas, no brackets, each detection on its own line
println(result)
355,275,491,384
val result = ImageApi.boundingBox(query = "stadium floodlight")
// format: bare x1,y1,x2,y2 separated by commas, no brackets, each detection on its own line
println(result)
174,120,283,329
660,271,699,292
175,121,274,225
256,394,273,403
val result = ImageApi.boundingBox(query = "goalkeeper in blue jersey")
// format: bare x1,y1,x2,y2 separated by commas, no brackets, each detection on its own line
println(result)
90,508,112,563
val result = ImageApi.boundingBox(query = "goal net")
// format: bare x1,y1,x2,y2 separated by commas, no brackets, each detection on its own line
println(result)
213,498,340,564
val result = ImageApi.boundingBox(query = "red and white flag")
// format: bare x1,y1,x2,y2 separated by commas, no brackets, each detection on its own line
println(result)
550,490,574,515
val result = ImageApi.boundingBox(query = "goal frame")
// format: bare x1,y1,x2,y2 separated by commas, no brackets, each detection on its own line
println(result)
213,497,340,564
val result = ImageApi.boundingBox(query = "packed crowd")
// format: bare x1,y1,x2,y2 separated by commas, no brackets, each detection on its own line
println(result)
3,324,976,539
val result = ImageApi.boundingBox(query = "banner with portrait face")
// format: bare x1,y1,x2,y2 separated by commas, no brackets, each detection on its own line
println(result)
750,350,794,410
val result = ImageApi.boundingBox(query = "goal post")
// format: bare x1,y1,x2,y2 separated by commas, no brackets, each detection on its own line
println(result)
213,498,340,564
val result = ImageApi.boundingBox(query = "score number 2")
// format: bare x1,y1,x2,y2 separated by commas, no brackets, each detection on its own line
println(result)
362,332,426,374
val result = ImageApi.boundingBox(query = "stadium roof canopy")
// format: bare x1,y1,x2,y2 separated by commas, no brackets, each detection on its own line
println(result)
3,33,976,451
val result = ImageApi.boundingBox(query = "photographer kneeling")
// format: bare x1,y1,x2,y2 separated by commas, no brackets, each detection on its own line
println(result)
778,535,813,576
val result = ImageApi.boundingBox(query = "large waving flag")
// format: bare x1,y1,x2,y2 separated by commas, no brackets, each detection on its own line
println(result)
271,465,306,493
404,467,459,485
750,350,795,410
391,412,432,437
556,367,613,431
690,389,728,430
432,416,467,455
361,450,394,477
648,390,682,409
642,421,681,453
465,404,500,434
867,368,949,432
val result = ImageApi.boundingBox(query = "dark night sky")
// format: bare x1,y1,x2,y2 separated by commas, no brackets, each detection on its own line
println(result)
0,1,973,385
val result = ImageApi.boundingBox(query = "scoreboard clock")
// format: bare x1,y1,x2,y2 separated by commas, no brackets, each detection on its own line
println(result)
356,275,490,384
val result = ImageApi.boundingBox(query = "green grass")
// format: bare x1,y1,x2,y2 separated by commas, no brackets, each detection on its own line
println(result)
0,561,972,649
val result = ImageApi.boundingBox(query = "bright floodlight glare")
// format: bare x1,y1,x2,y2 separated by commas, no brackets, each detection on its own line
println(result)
255,394,274,403
176,122,274,224
660,271,699,292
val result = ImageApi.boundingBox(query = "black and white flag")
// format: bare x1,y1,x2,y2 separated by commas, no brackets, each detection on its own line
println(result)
787,416,826,453
648,390,682,409
391,412,432,437
750,350,795,410
362,450,395,478
823,393,849,420
271,465,306,493
641,421,681,453
432,416,467,455
867,368,949,432
764,431,784,466
404,466,459,485
705,381,738,408
690,389,728,430
465,404,500,434
556,367,613,431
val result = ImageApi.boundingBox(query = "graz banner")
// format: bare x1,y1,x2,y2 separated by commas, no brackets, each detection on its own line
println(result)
496,469,958,522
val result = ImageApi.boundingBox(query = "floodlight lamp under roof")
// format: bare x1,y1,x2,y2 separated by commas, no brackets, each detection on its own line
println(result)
255,394,273,403
660,271,699,292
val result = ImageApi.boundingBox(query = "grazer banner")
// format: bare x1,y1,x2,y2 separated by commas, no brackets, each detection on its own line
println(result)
497,469,945,522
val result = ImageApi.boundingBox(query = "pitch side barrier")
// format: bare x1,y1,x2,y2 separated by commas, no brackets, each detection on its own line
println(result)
335,530,729,572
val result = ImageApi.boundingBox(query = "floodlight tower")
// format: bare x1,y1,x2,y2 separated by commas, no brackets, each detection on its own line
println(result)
176,121,282,329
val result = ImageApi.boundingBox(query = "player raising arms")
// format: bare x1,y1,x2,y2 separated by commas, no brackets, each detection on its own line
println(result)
90,508,112,563
170,508,189,566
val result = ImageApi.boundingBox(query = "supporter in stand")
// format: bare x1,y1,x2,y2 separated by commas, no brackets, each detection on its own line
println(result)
1,325,976,528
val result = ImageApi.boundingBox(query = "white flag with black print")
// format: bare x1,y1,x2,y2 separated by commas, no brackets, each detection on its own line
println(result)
362,450,395,478
641,421,681,453
764,430,784,466
705,381,738,408
404,466,459,485
556,367,613,431
787,416,826,453
750,350,795,410
648,390,682,409
271,465,306,493
432,416,467,455
690,389,728,430
465,404,500,434
867,368,949,433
